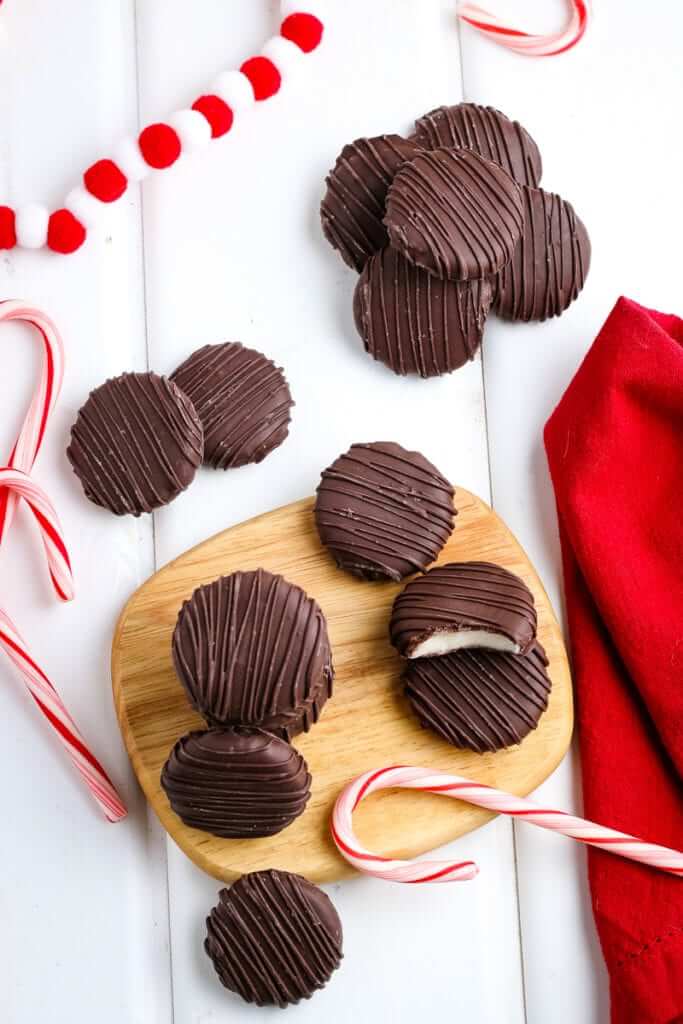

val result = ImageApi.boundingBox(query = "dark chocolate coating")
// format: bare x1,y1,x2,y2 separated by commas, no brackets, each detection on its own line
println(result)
412,104,542,188
493,186,591,322
160,729,311,838
66,371,203,516
172,569,333,739
353,246,492,378
320,134,422,272
404,642,551,752
170,342,293,470
315,441,455,582
390,561,537,656
384,148,524,281
205,869,343,1008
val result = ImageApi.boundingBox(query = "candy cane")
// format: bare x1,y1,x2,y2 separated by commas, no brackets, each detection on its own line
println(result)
332,766,683,883
457,0,591,57
0,300,126,821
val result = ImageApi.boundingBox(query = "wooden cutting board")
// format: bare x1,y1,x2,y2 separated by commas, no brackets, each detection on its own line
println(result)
112,488,573,883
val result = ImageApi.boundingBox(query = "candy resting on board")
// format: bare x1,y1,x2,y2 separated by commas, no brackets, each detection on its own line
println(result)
112,488,573,883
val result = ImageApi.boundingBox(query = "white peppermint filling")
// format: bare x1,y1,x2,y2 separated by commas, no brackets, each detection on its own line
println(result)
409,629,519,659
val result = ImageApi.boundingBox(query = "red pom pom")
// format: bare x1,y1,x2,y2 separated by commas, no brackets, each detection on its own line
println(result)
138,123,182,169
192,95,234,138
240,56,282,101
84,159,127,202
0,206,16,249
281,12,324,53
47,209,86,254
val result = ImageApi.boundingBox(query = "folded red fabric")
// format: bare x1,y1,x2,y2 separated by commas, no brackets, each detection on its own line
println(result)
544,297,683,1024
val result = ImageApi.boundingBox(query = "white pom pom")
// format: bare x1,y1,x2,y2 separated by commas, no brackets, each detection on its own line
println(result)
280,0,325,19
167,109,212,153
211,70,256,114
64,187,113,233
261,36,304,82
112,137,150,183
15,203,49,249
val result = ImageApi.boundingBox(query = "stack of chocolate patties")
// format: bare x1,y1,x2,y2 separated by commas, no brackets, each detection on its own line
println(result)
390,562,551,751
161,568,333,840
320,103,591,378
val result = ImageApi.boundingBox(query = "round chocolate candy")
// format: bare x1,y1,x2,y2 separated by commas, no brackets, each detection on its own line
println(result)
390,561,537,658
315,441,455,582
384,148,524,281
412,103,542,188
404,642,551,752
66,371,203,516
352,246,492,377
493,186,591,322
320,134,422,272
172,569,333,740
205,869,343,1007
160,728,311,838
170,342,293,470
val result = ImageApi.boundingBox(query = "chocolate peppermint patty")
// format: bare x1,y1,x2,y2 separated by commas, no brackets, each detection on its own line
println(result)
390,561,537,657
205,869,343,1007
170,342,293,469
412,103,542,188
320,134,422,272
404,642,551,752
172,569,333,740
493,186,591,322
384,148,524,282
315,441,455,581
161,728,311,838
353,246,492,377
66,371,203,516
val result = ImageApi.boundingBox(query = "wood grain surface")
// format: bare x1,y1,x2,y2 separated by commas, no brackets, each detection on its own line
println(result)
112,488,573,883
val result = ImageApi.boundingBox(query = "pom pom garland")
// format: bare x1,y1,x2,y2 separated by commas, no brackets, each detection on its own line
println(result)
1,5,325,253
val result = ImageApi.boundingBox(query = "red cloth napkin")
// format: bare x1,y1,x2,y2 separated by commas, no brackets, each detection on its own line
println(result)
544,297,683,1024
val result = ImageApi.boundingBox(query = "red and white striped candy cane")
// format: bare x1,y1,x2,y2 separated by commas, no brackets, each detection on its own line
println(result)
0,300,126,821
332,765,683,883
457,0,591,57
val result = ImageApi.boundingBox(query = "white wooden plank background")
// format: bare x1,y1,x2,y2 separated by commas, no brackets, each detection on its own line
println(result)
0,2,680,1022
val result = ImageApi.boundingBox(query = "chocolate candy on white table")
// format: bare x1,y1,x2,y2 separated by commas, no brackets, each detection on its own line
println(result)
353,246,492,377
205,869,343,1007
67,371,203,516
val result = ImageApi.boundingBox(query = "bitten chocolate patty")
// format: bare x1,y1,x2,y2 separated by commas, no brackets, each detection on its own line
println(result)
170,342,293,469
172,569,333,740
384,148,524,281
320,134,422,272
315,441,455,582
493,186,591,322
161,729,311,838
390,561,537,657
205,870,343,1007
412,103,542,188
353,246,492,377
404,642,551,752
66,371,203,516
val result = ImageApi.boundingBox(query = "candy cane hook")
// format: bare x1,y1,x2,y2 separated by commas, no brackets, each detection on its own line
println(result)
332,766,683,883
458,0,591,57
0,301,126,821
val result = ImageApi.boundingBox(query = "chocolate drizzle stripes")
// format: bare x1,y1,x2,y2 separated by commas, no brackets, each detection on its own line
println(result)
494,186,591,322
206,871,343,1007
172,570,332,736
413,104,542,187
385,149,524,281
